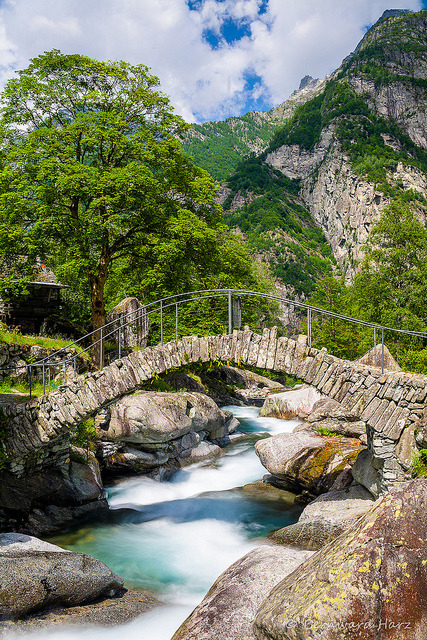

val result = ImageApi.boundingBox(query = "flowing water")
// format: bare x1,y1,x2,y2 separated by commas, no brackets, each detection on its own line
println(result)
12,407,303,640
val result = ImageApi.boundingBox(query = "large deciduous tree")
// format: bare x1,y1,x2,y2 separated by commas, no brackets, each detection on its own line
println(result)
0,50,224,361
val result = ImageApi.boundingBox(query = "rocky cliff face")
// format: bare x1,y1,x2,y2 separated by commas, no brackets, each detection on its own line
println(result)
263,10,427,280
181,77,326,182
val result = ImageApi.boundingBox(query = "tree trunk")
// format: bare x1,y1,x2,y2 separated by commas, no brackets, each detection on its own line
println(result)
90,273,108,369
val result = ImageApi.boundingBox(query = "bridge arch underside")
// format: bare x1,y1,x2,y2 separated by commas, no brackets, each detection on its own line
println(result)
3,328,427,493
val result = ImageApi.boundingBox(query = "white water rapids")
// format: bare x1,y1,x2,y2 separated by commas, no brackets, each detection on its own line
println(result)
6,407,302,640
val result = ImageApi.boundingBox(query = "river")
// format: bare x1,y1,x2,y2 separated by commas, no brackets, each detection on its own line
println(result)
17,407,302,640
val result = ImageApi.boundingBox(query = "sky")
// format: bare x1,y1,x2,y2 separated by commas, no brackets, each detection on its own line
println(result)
0,0,425,123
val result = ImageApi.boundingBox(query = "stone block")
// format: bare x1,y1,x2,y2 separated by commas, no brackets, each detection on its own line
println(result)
240,330,253,364
191,336,200,363
266,329,278,371
283,339,297,375
273,337,288,372
369,399,391,429
256,328,271,369
247,333,262,366
199,336,209,363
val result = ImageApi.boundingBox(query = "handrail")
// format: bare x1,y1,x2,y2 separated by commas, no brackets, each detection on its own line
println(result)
2,288,426,396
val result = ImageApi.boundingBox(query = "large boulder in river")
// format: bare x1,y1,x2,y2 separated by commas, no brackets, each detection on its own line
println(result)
270,484,375,550
106,391,230,444
255,431,364,496
253,480,427,640
259,385,323,420
0,533,123,619
0,458,108,536
172,545,314,640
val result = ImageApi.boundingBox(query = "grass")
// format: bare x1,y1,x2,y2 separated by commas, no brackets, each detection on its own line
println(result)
0,328,90,359
0,378,44,398
314,425,344,438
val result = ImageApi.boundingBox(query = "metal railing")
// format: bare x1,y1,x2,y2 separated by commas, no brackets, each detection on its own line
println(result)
2,288,426,398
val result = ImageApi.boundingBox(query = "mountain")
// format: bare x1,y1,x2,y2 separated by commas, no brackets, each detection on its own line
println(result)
185,9,427,296
181,77,326,182
263,8,427,279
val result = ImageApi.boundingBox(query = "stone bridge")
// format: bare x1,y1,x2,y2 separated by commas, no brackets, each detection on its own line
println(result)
2,328,426,493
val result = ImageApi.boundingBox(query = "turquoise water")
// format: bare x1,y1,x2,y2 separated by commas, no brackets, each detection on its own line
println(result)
36,407,302,639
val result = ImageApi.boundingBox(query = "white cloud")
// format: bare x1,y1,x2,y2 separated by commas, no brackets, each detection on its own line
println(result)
0,0,423,122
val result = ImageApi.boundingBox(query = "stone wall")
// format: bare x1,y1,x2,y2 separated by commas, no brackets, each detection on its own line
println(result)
0,342,88,381
1,328,426,493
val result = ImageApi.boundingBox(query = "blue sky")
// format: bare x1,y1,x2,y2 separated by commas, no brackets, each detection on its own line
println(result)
0,0,424,122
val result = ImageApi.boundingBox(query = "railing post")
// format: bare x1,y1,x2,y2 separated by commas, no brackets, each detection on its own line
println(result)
228,290,232,334
308,308,312,347
118,326,122,360
63,362,67,385
42,363,46,395
100,326,104,370
48,365,51,391
160,300,164,345
381,328,384,374
29,366,32,399
175,303,179,341
374,327,377,366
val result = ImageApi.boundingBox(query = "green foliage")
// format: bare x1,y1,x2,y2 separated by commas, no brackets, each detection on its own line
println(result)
308,276,368,360
342,10,427,93
71,418,98,461
0,49,226,344
352,200,427,332
411,449,427,479
142,377,175,392
399,348,427,375
307,202,427,370
223,157,334,296
267,94,324,152
225,155,300,199
314,426,344,438
181,112,284,182
0,326,88,355
0,378,44,398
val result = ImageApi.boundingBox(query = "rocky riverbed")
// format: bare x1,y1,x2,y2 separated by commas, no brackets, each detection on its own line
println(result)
1,366,426,638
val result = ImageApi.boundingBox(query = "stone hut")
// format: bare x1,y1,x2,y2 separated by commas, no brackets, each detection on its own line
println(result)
0,263,69,334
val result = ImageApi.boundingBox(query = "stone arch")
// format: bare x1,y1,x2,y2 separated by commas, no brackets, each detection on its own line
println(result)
2,327,426,491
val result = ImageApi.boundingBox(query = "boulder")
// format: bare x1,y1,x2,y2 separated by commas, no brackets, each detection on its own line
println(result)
355,344,401,371
0,459,108,536
106,391,229,444
414,407,427,448
172,545,314,640
106,297,149,348
396,425,418,472
0,533,123,619
217,366,285,391
305,398,366,439
255,431,364,496
180,441,221,465
241,481,299,505
352,448,382,498
270,484,375,550
101,446,170,472
0,588,160,630
259,385,323,420
253,480,427,640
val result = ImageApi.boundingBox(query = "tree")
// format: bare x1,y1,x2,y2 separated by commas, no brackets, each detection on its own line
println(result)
352,199,427,331
0,50,222,362
308,275,363,359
